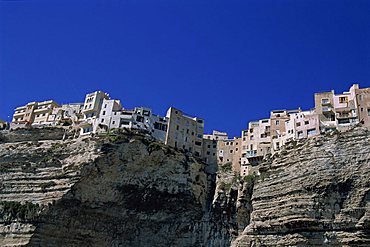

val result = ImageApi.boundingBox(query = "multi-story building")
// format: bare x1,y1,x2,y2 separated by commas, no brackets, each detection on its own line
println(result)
80,91,110,135
12,100,60,126
94,101,169,142
239,119,271,175
47,103,84,126
355,86,370,127
32,100,60,125
118,107,168,142
165,107,204,157
202,130,227,167
242,119,271,158
202,138,217,163
12,102,37,123
284,109,320,143
203,130,228,141
217,137,242,173
96,99,123,132
314,84,359,132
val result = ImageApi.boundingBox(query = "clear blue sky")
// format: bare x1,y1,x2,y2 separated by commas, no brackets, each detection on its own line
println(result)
1,0,369,137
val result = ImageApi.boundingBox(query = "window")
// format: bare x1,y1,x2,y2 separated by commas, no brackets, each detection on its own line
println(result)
207,151,210,155
361,108,364,112
307,128,316,136
339,96,347,103
176,125,179,130
276,120,280,125
195,141,202,146
322,98,330,104
102,111,106,115
112,121,115,125
368,109,370,116
305,121,309,125
297,131,304,138
101,119,104,123
296,122,301,127
104,104,107,108
359,95,363,101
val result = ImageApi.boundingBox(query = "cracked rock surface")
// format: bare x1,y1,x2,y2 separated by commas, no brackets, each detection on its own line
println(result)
0,128,369,246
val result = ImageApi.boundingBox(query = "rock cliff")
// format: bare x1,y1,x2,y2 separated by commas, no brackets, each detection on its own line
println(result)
0,128,369,246
232,128,370,246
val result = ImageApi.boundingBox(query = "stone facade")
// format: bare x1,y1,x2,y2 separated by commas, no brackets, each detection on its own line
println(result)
165,107,204,157
217,137,242,173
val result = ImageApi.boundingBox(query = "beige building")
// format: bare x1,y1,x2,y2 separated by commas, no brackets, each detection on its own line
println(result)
314,84,360,132
270,110,291,139
203,130,228,141
12,102,38,123
202,130,228,167
217,137,242,173
355,86,370,127
33,100,60,125
12,100,60,126
202,138,218,173
165,107,204,157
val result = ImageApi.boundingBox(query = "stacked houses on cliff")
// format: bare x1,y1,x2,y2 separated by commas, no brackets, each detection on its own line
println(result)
9,84,370,176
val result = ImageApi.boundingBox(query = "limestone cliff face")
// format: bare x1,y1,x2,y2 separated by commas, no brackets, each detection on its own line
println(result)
232,128,370,246
0,130,223,247
0,128,369,246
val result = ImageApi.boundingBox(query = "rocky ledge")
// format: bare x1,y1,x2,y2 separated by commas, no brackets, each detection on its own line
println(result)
0,127,369,246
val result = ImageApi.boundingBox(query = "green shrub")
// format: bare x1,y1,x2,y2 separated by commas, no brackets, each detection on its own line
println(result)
243,174,256,184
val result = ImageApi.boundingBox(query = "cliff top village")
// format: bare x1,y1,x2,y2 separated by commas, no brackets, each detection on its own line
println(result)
4,83,370,177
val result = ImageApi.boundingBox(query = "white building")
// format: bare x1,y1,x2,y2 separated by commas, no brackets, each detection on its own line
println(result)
80,91,110,135
47,103,84,126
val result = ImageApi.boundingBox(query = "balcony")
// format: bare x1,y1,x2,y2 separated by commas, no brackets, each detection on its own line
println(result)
13,111,26,116
34,107,51,113
322,107,334,112
245,151,257,158
336,113,357,120
15,106,27,111
320,120,336,128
